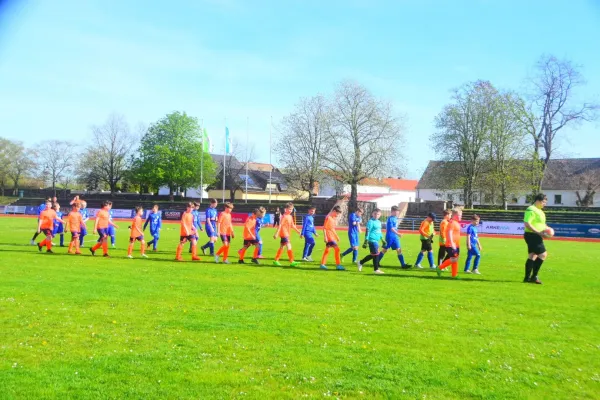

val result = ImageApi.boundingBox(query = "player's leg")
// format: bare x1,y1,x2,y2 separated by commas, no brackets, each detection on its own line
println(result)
302,240,310,260
176,237,187,261
239,242,249,262
190,238,199,260
127,237,134,257
415,248,425,268
333,245,343,270
427,250,435,268
320,245,330,268
472,249,481,274
286,242,297,265
140,238,147,257
397,247,411,268
437,246,446,266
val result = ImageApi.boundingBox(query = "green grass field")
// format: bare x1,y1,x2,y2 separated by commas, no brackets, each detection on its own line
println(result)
1,217,599,399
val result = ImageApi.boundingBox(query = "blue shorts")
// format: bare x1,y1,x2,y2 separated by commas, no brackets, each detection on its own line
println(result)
107,226,116,236
97,228,109,242
384,238,401,250
304,236,315,245
256,233,262,242
70,231,80,239
80,226,88,236
326,241,338,248
349,234,360,247
368,241,380,256
129,235,144,243
280,237,289,245
206,224,217,238
53,224,64,235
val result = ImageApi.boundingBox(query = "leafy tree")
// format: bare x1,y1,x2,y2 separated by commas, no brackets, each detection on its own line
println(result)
5,141,37,195
132,111,216,195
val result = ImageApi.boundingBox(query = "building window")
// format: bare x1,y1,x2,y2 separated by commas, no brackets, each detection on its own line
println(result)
472,193,479,203
447,194,453,201
435,193,442,200
459,194,464,202
554,194,562,205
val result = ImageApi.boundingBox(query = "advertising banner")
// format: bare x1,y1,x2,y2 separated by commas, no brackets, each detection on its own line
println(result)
548,223,600,239
162,209,183,221
111,209,133,219
25,206,38,215
230,212,249,224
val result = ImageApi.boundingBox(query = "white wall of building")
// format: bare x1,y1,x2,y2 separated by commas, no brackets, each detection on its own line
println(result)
388,189,416,203
158,186,208,198
372,194,410,209
318,181,391,197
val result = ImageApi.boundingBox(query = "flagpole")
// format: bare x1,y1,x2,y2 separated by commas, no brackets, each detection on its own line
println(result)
222,119,227,203
200,119,204,204
245,116,249,204
269,116,272,204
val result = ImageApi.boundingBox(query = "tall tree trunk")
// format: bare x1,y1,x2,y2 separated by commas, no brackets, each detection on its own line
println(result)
349,182,358,211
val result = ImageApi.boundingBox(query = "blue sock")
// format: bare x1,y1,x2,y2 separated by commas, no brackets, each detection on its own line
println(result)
474,254,481,270
465,254,473,271
258,243,263,256
59,234,64,246
111,235,115,245
398,254,406,266
303,242,310,258
352,249,358,262
415,252,424,265
427,251,435,267
209,242,215,255
378,252,384,262
308,243,315,256
153,237,159,250
80,235,84,246
341,248,353,257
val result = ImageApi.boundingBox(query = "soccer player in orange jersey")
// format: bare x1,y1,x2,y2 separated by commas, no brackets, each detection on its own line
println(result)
176,202,200,261
127,206,148,259
437,210,451,265
65,202,84,254
237,208,264,265
437,209,463,279
90,201,118,257
215,202,235,264
272,202,301,267
320,205,345,271
37,200,63,253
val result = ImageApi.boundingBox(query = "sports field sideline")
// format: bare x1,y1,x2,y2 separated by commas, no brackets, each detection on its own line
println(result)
1,216,599,399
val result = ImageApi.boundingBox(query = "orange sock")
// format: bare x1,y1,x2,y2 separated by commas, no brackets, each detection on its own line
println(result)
75,240,80,253
216,246,224,256
439,259,452,270
176,244,183,259
287,249,294,262
223,246,230,261
141,241,146,255
253,247,259,259
451,262,458,277
275,248,283,261
102,241,108,254
92,242,102,251
334,247,341,265
46,236,53,250
321,248,330,265
127,243,133,256
239,247,247,260
190,243,196,258
68,241,74,253
39,238,47,247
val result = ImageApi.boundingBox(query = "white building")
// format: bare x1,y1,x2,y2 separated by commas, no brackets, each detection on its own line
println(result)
318,176,418,209
416,158,600,207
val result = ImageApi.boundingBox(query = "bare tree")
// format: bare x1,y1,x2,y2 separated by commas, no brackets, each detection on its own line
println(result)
38,141,73,196
213,139,256,201
574,165,600,207
80,113,137,194
6,142,37,195
325,81,405,209
527,55,598,192
276,95,331,201
432,81,497,208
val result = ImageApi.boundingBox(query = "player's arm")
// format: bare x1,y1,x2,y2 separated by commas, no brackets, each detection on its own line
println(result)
109,219,118,228
143,214,151,231
93,215,99,234
418,222,428,237
300,218,308,239
273,222,282,239
448,228,456,249
523,221,543,236
37,217,43,233
467,231,473,250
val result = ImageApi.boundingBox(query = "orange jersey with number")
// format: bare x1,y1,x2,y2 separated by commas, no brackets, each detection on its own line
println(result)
243,217,257,240
439,219,449,245
67,211,83,233
180,212,195,236
130,216,143,238
446,220,461,248
323,214,339,242
39,209,56,230
96,209,110,229
218,212,233,235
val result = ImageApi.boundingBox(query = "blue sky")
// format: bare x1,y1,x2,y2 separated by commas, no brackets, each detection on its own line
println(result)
1,0,599,179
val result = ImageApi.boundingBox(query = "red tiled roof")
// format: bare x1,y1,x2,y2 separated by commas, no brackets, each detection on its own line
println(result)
383,178,418,191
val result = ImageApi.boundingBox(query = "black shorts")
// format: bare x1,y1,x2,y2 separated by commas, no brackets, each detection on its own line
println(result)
524,232,546,255
326,241,338,248
445,247,460,258
41,229,53,236
180,235,195,242
243,239,258,247
129,235,144,243
420,239,432,252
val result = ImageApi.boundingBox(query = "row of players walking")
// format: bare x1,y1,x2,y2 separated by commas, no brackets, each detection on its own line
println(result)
31,197,485,276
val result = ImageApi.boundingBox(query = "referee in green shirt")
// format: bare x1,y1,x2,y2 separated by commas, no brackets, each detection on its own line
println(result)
523,193,549,284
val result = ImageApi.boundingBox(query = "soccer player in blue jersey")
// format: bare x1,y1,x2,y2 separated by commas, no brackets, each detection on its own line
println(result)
107,208,117,247
378,205,412,268
464,214,482,274
79,200,89,247
52,202,66,247
358,209,385,274
301,206,318,261
31,197,51,245
201,198,219,256
341,207,363,263
189,202,204,253
256,206,266,258
144,204,162,251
